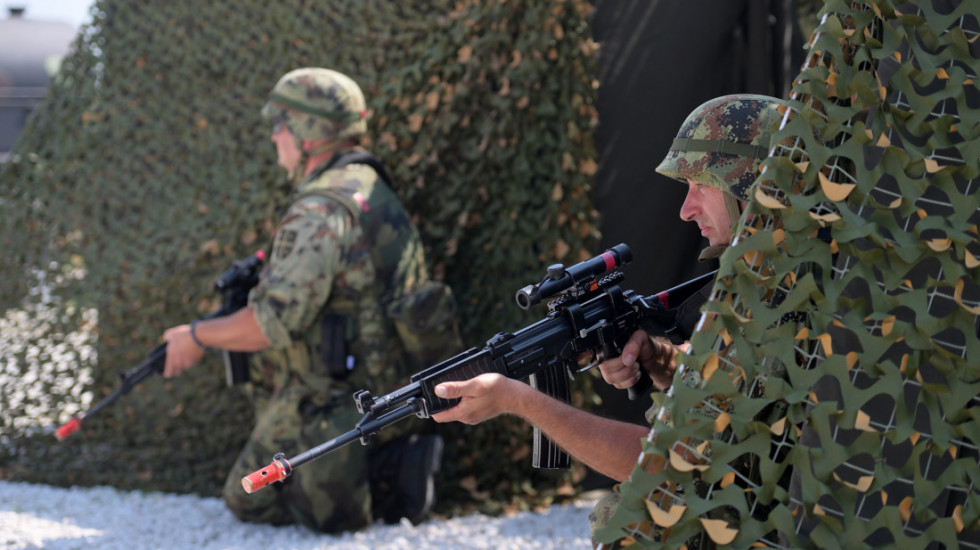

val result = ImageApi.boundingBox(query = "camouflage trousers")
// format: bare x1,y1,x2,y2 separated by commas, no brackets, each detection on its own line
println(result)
589,491,626,550
590,489,712,549
222,380,371,533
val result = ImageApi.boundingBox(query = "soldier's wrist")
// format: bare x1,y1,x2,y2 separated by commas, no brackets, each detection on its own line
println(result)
190,320,210,351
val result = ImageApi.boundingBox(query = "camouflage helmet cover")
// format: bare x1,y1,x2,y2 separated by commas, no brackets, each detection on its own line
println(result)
656,94,786,201
261,67,367,141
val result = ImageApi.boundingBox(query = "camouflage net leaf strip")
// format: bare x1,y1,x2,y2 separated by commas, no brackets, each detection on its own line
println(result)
600,1,980,548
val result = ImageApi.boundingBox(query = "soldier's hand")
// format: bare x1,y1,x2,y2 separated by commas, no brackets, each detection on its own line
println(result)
598,330,651,389
431,374,525,425
161,325,206,377
599,331,682,391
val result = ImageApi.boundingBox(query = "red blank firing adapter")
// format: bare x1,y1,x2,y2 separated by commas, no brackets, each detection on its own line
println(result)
55,416,82,441
241,453,292,494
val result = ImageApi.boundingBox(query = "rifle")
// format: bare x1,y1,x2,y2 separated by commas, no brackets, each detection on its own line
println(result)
242,243,717,493
54,250,265,440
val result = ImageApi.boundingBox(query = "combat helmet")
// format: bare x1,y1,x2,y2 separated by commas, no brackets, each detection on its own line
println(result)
656,94,786,202
261,67,367,142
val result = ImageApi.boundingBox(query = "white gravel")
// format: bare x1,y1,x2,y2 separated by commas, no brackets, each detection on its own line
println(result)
0,480,598,549
1,293,600,549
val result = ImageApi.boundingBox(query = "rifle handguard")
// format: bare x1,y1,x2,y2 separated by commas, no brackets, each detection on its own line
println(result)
241,453,292,493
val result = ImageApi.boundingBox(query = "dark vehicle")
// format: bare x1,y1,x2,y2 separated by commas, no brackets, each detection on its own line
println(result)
0,7,75,163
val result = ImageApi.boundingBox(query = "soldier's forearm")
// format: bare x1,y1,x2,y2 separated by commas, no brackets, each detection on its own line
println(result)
510,385,650,482
193,308,270,352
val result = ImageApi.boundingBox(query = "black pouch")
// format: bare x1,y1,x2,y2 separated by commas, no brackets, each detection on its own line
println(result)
320,314,353,379
223,350,251,386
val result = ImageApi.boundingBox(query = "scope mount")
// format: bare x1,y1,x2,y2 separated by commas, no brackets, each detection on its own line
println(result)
546,270,625,313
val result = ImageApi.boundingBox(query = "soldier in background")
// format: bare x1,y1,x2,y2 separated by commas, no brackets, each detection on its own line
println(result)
160,67,446,533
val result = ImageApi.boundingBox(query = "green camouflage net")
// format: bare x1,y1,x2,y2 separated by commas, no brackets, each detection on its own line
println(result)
0,0,599,512
600,1,979,548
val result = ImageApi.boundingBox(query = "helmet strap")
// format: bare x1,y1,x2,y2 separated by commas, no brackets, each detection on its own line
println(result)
724,193,742,233
698,244,728,261
696,193,742,261
305,137,349,160
671,138,767,159
287,133,308,183
290,136,350,182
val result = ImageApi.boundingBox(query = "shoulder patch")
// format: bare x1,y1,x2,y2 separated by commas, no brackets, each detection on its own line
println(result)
275,229,298,260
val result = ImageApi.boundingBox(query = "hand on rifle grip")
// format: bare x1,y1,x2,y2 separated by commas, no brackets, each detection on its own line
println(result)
241,453,291,494
599,335,651,401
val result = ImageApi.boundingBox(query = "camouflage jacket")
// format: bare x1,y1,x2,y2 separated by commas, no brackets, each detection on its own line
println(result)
248,149,428,406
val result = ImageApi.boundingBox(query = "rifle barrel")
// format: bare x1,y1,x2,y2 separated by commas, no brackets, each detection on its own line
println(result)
241,399,422,493
54,343,167,440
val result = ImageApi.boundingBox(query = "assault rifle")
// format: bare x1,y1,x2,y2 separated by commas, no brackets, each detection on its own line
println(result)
242,243,717,493
54,251,265,440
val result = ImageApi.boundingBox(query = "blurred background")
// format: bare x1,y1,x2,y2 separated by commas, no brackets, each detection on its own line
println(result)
0,0,816,517
0,2,84,161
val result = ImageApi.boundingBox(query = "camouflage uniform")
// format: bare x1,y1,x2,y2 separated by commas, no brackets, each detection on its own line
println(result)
589,94,786,548
221,68,432,533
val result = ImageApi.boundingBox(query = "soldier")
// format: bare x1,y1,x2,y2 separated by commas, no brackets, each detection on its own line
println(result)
160,67,444,533
596,94,786,398
429,94,786,547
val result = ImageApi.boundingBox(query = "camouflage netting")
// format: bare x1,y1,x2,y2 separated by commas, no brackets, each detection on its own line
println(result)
0,0,600,514
600,0,979,548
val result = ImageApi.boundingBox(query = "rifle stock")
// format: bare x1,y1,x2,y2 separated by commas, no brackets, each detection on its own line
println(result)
243,244,718,492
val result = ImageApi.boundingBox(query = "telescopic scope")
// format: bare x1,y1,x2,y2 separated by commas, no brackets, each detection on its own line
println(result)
515,243,632,310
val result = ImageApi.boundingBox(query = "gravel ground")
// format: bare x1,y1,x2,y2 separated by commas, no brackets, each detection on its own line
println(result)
1,298,601,549
0,480,599,549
